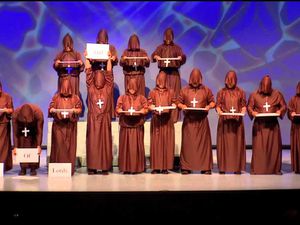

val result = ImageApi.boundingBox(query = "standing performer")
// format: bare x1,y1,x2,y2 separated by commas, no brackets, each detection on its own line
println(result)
89,29,118,118
12,104,44,176
49,78,82,175
0,82,14,172
85,54,113,175
116,78,148,174
287,81,300,174
120,34,150,96
247,75,286,175
53,33,85,96
216,71,246,174
177,68,215,175
152,27,186,122
148,71,176,174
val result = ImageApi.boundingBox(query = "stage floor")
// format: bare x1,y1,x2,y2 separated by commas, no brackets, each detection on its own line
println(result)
1,149,299,192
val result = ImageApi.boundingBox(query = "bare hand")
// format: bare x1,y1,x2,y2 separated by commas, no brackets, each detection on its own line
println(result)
205,105,210,111
149,105,155,111
37,146,42,155
13,148,17,156
276,110,281,115
177,56,182,60
55,60,61,67
154,55,161,61
291,112,296,117
171,103,177,108
50,108,55,113
252,111,258,117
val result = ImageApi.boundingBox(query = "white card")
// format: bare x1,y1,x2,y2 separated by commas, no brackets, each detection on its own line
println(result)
86,43,109,60
48,163,72,177
0,163,3,177
16,148,39,163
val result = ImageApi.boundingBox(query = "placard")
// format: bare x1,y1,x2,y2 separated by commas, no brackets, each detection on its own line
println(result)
86,43,109,60
16,148,39,163
0,163,3,177
48,163,72,177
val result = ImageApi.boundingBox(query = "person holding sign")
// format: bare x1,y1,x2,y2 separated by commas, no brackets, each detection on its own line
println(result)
115,78,148,174
49,78,82,175
247,75,286,175
151,27,186,122
148,71,176,174
215,71,246,175
53,33,85,96
119,34,150,96
88,29,118,119
177,68,215,175
287,81,300,174
0,82,14,172
12,104,44,176
85,52,113,175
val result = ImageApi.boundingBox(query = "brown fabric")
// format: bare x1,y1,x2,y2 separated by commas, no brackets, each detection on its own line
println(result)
116,91,148,173
287,91,300,172
60,77,72,97
258,75,273,95
120,34,150,96
224,70,237,89
178,85,215,171
247,88,287,174
151,33,186,122
189,68,202,88
216,84,246,172
53,35,84,96
12,104,44,170
163,27,174,45
96,29,108,44
86,68,113,170
148,75,176,170
48,92,82,175
296,81,300,96
0,88,13,171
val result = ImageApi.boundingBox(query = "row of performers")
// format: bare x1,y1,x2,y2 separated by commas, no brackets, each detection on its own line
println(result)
0,58,300,176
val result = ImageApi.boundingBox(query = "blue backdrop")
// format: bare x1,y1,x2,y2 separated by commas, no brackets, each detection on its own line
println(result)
0,1,299,145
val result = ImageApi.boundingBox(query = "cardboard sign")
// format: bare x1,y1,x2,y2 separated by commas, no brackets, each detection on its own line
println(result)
86,43,109,60
0,163,3,177
48,163,72,177
16,148,39,163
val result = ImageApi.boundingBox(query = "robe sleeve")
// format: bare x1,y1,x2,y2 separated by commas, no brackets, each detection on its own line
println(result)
240,89,247,108
151,46,162,63
105,71,114,92
53,52,61,72
287,97,295,121
119,51,128,67
12,111,19,148
176,45,186,65
110,45,118,66
206,88,215,106
277,92,287,119
247,93,255,120
116,96,124,116
48,95,59,119
170,89,177,104
85,68,94,88
76,51,85,72
216,89,223,111
141,96,148,109
177,89,185,105
35,109,44,147
147,90,155,105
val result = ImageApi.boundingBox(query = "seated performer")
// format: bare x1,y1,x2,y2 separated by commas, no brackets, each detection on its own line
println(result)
12,103,44,176
148,71,176,174
247,75,286,175
177,68,215,175
115,78,148,174
49,78,82,175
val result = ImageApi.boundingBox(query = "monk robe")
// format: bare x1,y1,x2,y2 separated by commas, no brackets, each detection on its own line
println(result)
177,68,215,174
216,71,246,174
148,71,176,174
49,78,82,175
0,82,14,171
86,58,113,175
120,34,150,96
53,33,85,96
90,29,118,119
116,78,148,174
287,82,300,173
151,27,186,122
247,75,286,175
12,104,44,175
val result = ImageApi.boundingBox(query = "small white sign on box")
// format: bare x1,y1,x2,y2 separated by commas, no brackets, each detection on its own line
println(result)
16,148,39,163
48,163,72,177
86,43,109,60
0,163,3,177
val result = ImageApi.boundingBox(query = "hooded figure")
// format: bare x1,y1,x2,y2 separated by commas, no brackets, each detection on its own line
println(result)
148,71,176,174
12,103,44,176
85,58,114,175
151,27,186,122
53,33,84,96
116,77,148,174
216,70,246,174
0,81,14,172
178,68,215,175
96,29,108,44
247,75,286,174
120,33,150,96
288,81,300,173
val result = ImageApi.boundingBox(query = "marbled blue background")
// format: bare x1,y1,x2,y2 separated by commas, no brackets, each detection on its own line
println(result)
0,1,299,145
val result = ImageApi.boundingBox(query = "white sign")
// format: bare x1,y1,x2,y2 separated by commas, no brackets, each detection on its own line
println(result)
0,163,3,177
86,43,109,60
16,148,39,163
48,163,72,177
